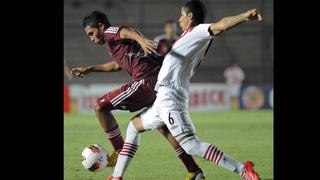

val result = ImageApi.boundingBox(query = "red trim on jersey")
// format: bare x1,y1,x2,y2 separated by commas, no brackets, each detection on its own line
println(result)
172,25,197,47
187,25,196,32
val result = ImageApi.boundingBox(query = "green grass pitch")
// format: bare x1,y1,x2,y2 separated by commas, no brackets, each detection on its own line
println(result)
64,110,273,180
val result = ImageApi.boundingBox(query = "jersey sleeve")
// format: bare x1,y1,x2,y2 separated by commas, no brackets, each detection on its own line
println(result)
194,23,213,38
104,26,126,42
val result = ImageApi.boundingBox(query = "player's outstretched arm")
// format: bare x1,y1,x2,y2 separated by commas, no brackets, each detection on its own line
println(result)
71,61,121,78
119,27,157,55
210,9,263,36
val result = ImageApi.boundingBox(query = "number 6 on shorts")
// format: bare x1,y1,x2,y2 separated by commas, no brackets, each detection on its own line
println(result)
164,111,189,138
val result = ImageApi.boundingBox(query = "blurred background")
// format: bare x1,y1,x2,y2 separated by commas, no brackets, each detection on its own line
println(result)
64,0,273,113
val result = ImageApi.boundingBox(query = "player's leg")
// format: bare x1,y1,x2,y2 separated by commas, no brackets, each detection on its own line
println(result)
119,77,204,178
111,114,146,178
95,79,148,154
94,103,123,153
110,121,205,179
95,84,130,152
95,80,148,168
109,104,165,179
157,126,204,179
180,136,259,180
180,136,244,174
94,102,123,168
162,110,260,180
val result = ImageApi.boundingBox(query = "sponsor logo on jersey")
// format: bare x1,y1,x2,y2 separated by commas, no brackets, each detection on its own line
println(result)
170,124,178,131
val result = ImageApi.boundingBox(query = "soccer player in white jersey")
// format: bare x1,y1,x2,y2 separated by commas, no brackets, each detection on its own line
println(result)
107,0,263,180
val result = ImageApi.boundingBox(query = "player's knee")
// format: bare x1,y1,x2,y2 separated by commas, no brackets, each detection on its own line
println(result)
180,138,202,156
94,103,102,112
95,99,113,113
157,126,170,136
94,103,113,113
127,121,138,135
130,115,145,133
126,121,141,146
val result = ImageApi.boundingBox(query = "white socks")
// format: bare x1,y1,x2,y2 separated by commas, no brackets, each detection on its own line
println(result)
112,121,140,177
180,137,244,174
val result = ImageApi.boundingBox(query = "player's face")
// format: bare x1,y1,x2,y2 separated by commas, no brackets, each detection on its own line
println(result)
179,8,188,31
164,23,177,37
84,25,105,45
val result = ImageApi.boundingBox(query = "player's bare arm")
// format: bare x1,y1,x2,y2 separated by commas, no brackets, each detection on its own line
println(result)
210,9,263,36
119,27,157,55
71,61,121,78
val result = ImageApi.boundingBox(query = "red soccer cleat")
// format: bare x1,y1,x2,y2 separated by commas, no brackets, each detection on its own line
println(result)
240,161,260,180
106,176,122,180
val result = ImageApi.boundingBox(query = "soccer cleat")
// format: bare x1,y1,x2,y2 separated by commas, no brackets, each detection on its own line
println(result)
240,161,260,180
106,176,122,180
106,151,119,168
184,168,205,180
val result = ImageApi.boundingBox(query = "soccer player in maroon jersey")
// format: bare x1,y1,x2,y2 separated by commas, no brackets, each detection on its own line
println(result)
71,11,205,179
154,20,179,56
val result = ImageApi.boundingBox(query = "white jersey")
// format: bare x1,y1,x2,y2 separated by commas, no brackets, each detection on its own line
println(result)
223,66,245,86
141,24,213,136
155,24,213,94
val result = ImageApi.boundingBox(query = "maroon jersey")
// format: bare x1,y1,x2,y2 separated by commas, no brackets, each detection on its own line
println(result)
104,26,161,81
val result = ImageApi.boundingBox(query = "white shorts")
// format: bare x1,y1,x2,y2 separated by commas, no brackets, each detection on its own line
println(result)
228,84,241,97
140,86,196,141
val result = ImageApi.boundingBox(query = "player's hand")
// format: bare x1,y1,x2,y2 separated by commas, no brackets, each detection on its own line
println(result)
137,37,158,56
71,67,90,78
243,9,263,22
